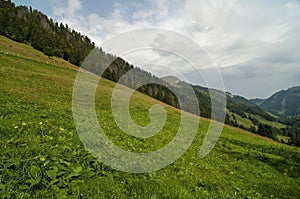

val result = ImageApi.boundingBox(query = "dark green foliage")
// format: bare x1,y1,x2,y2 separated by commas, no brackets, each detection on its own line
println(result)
257,123,276,139
280,115,300,146
0,0,95,66
192,85,212,118
81,49,181,109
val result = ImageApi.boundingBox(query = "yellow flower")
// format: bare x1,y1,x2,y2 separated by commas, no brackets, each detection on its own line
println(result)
40,156,46,161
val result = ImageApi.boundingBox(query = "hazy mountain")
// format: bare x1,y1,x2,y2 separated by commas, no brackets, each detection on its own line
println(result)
162,76,275,122
161,76,181,87
250,98,265,106
260,86,300,116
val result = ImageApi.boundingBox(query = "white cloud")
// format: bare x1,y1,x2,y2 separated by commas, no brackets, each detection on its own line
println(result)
51,0,300,98
53,0,82,17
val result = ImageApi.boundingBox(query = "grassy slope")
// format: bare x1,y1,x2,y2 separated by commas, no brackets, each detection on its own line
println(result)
250,114,286,129
1,36,300,198
232,113,254,129
229,111,285,130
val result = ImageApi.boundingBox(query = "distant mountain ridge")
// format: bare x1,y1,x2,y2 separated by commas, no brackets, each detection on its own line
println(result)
250,98,265,106
161,76,180,87
259,86,300,116
161,76,276,123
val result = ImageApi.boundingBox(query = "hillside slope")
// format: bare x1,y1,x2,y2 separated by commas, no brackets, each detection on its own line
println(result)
1,37,300,198
166,78,284,139
260,86,300,116
250,98,265,106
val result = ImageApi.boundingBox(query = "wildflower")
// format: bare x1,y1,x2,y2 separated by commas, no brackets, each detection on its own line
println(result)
40,156,46,161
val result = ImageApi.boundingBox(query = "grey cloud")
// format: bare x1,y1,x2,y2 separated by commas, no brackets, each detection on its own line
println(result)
219,62,300,98
50,0,300,98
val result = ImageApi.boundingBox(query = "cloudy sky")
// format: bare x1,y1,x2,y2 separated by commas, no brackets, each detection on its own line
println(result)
13,0,300,99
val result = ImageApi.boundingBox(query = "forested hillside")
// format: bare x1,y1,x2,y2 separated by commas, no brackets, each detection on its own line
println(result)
260,86,300,116
0,0,94,66
257,87,300,146
0,0,181,110
250,98,265,106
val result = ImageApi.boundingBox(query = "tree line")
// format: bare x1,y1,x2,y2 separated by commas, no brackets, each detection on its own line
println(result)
0,0,95,66
279,115,300,146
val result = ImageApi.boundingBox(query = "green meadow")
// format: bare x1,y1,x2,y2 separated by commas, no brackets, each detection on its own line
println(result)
1,36,300,198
